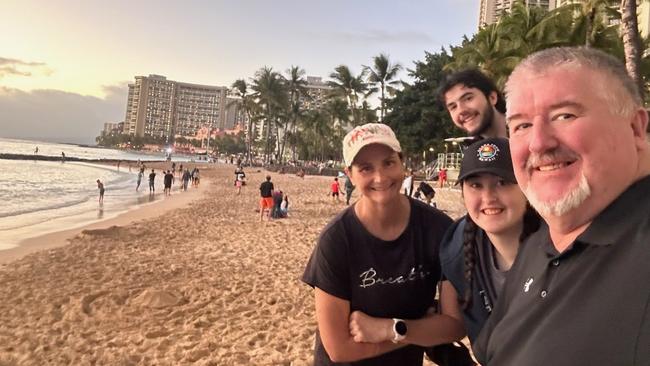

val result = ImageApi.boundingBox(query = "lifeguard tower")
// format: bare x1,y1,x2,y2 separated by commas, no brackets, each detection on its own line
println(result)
427,137,474,185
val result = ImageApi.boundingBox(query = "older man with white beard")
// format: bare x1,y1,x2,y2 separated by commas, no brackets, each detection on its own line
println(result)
473,47,650,365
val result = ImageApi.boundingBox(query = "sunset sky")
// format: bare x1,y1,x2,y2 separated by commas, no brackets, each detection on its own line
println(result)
0,0,478,143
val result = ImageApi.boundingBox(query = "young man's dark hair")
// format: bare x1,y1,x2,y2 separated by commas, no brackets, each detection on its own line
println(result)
437,69,506,114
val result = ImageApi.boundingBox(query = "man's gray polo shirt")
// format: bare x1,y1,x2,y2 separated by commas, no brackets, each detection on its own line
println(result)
474,175,650,366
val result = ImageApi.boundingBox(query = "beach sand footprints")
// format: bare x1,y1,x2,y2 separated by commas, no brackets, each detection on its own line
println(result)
133,288,186,309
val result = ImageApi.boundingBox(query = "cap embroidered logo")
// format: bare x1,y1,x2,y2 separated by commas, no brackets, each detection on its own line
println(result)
477,143,499,162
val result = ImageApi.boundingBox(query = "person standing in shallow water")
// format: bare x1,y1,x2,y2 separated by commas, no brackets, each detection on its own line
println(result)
148,169,156,193
136,170,143,191
96,179,105,203
164,170,174,196
302,123,465,365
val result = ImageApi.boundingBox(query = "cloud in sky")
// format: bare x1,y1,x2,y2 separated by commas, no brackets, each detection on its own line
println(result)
0,84,127,144
0,57,52,78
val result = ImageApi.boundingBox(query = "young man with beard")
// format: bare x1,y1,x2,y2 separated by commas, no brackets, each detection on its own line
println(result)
438,69,507,139
473,47,650,365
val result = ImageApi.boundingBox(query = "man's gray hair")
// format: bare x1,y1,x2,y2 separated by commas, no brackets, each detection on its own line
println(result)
506,47,642,116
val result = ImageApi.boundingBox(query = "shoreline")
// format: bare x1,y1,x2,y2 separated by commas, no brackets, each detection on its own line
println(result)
0,179,210,265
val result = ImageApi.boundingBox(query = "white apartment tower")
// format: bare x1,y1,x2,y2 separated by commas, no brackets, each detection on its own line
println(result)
249,75,332,142
124,75,228,141
479,0,557,28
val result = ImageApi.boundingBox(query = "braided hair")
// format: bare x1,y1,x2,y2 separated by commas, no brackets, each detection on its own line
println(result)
459,204,540,310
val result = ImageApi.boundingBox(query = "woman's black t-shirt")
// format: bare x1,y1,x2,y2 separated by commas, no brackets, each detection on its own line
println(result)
302,198,452,366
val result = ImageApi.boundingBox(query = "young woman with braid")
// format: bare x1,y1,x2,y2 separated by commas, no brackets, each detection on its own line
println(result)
439,137,540,344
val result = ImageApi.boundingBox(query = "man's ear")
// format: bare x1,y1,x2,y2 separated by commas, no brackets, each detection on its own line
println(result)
631,107,649,150
488,91,498,107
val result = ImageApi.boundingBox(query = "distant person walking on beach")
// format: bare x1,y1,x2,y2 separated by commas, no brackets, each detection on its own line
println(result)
344,172,355,205
96,179,105,203
302,123,464,365
330,177,340,203
259,175,274,221
182,169,191,191
192,168,200,187
61,151,65,162
235,166,246,195
148,169,156,193
164,170,174,196
34,146,38,154
136,170,143,191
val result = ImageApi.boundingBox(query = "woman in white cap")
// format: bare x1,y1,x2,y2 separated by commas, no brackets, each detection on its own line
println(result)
302,123,465,365
439,137,540,345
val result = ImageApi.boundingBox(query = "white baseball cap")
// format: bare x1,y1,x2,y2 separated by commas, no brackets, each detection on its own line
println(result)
343,123,402,167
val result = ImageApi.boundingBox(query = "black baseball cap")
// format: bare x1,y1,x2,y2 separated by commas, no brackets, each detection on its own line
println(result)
457,137,516,183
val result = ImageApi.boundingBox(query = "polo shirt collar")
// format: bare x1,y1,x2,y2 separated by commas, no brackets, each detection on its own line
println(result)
576,174,650,246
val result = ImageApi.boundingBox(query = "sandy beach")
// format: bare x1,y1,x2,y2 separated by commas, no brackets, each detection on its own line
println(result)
0,163,466,365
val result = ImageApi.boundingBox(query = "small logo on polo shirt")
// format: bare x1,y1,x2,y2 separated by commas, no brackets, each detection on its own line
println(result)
523,277,534,292
477,143,499,162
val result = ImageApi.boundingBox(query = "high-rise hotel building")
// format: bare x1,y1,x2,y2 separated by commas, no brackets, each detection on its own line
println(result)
479,0,650,38
123,75,228,141
479,0,557,28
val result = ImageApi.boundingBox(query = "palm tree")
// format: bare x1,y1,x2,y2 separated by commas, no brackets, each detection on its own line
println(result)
230,79,259,165
251,67,287,163
499,1,564,54
363,53,402,121
323,97,350,127
620,0,644,98
547,0,620,47
446,23,520,87
283,66,308,163
328,65,367,125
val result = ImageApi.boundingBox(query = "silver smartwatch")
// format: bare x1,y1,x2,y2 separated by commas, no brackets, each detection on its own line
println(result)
392,318,407,343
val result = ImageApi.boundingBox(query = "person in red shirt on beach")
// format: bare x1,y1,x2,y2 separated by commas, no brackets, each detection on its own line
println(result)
330,177,341,203
438,168,447,188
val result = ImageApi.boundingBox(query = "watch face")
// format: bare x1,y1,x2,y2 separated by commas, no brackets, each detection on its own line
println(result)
395,320,407,336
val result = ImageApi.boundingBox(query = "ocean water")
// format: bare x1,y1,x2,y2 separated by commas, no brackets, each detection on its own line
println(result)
0,137,185,161
0,138,198,250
